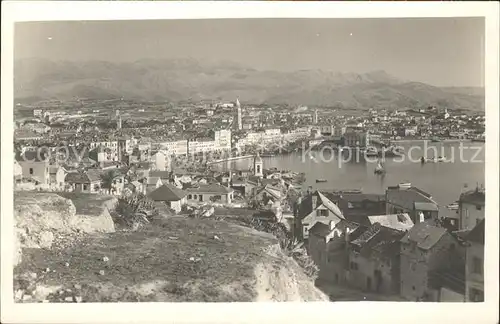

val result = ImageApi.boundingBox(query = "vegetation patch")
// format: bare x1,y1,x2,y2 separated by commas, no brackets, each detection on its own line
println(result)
15,217,277,302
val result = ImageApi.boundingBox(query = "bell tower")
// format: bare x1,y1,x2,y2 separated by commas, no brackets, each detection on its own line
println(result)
253,152,263,178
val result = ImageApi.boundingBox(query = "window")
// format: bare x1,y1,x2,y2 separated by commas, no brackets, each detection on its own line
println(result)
473,257,482,274
83,184,89,191
188,194,192,199
350,262,359,270
29,168,34,175
476,205,482,211
318,209,329,217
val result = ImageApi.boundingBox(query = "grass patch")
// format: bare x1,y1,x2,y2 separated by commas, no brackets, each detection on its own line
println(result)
15,217,277,302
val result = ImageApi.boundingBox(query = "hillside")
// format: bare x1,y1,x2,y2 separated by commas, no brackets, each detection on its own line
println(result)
14,58,485,111
14,192,328,302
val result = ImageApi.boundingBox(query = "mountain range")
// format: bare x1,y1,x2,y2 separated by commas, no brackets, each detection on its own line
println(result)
14,58,485,111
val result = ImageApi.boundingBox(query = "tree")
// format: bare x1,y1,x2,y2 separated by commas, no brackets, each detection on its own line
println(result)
100,170,118,194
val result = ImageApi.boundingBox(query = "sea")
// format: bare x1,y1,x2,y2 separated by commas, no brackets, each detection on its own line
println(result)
232,141,485,217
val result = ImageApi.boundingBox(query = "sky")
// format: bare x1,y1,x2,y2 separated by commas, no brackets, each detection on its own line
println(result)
14,18,485,87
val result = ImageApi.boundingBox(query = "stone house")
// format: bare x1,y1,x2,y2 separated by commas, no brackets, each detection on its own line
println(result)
148,184,187,214
250,184,284,207
49,165,67,190
458,188,485,231
399,222,465,301
64,171,101,193
309,220,364,285
465,219,484,302
15,151,50,186
294,190,344,241
185,184,234,204
386,185,439,225
347,223,406,295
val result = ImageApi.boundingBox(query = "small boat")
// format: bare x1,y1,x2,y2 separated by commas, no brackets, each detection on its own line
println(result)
316,179,327,183
436,156,446,162
398,182,412,189
431,137,441,143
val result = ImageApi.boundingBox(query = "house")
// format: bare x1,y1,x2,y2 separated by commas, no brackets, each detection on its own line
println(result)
465,219,484,302
347,223,406,295
399,222,465,301
325,191,386,225
14,160,23,183
250,184,284,207
64,171,101,193
15,151,50,186
309,219,365,285
294,190,344,241
185,184,234,204
308,221,337,270
152,150,171,172
110,173,125,196
230,177,258,197
458,188,485,231
386,185,439,225
148,184,187,213
49,165,67,190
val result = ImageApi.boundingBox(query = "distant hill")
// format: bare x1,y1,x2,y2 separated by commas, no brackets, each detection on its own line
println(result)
14,58,485,111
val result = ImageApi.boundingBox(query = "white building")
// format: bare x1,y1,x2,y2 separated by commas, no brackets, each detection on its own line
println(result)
283,127,311,141
214,129,232,151
159,140,188,156
153,150,171,171
90,141,119,151
188,139,217,154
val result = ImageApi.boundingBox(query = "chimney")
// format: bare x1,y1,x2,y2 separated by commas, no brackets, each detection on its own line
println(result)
345,227,351,244
312,193,318,208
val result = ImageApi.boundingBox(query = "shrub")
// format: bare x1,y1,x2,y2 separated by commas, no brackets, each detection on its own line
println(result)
114,193,158,229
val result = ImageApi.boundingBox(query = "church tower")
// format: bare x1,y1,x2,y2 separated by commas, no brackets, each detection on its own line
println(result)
253,152,263,178
236,98,242,130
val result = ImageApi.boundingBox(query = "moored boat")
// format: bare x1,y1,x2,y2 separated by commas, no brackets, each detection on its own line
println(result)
398,182,412,189
316,179,327,183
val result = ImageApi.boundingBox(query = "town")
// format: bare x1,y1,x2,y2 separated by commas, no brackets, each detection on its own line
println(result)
13,97,485,302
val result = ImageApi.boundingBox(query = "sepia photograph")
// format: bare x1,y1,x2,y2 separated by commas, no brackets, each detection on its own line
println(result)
1,2,499,324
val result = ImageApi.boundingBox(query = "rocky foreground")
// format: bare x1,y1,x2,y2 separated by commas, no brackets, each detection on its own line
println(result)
14,192,328,302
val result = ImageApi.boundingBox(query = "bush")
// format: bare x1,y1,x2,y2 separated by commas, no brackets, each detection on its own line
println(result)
114,193,158,229
247,217,318,280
